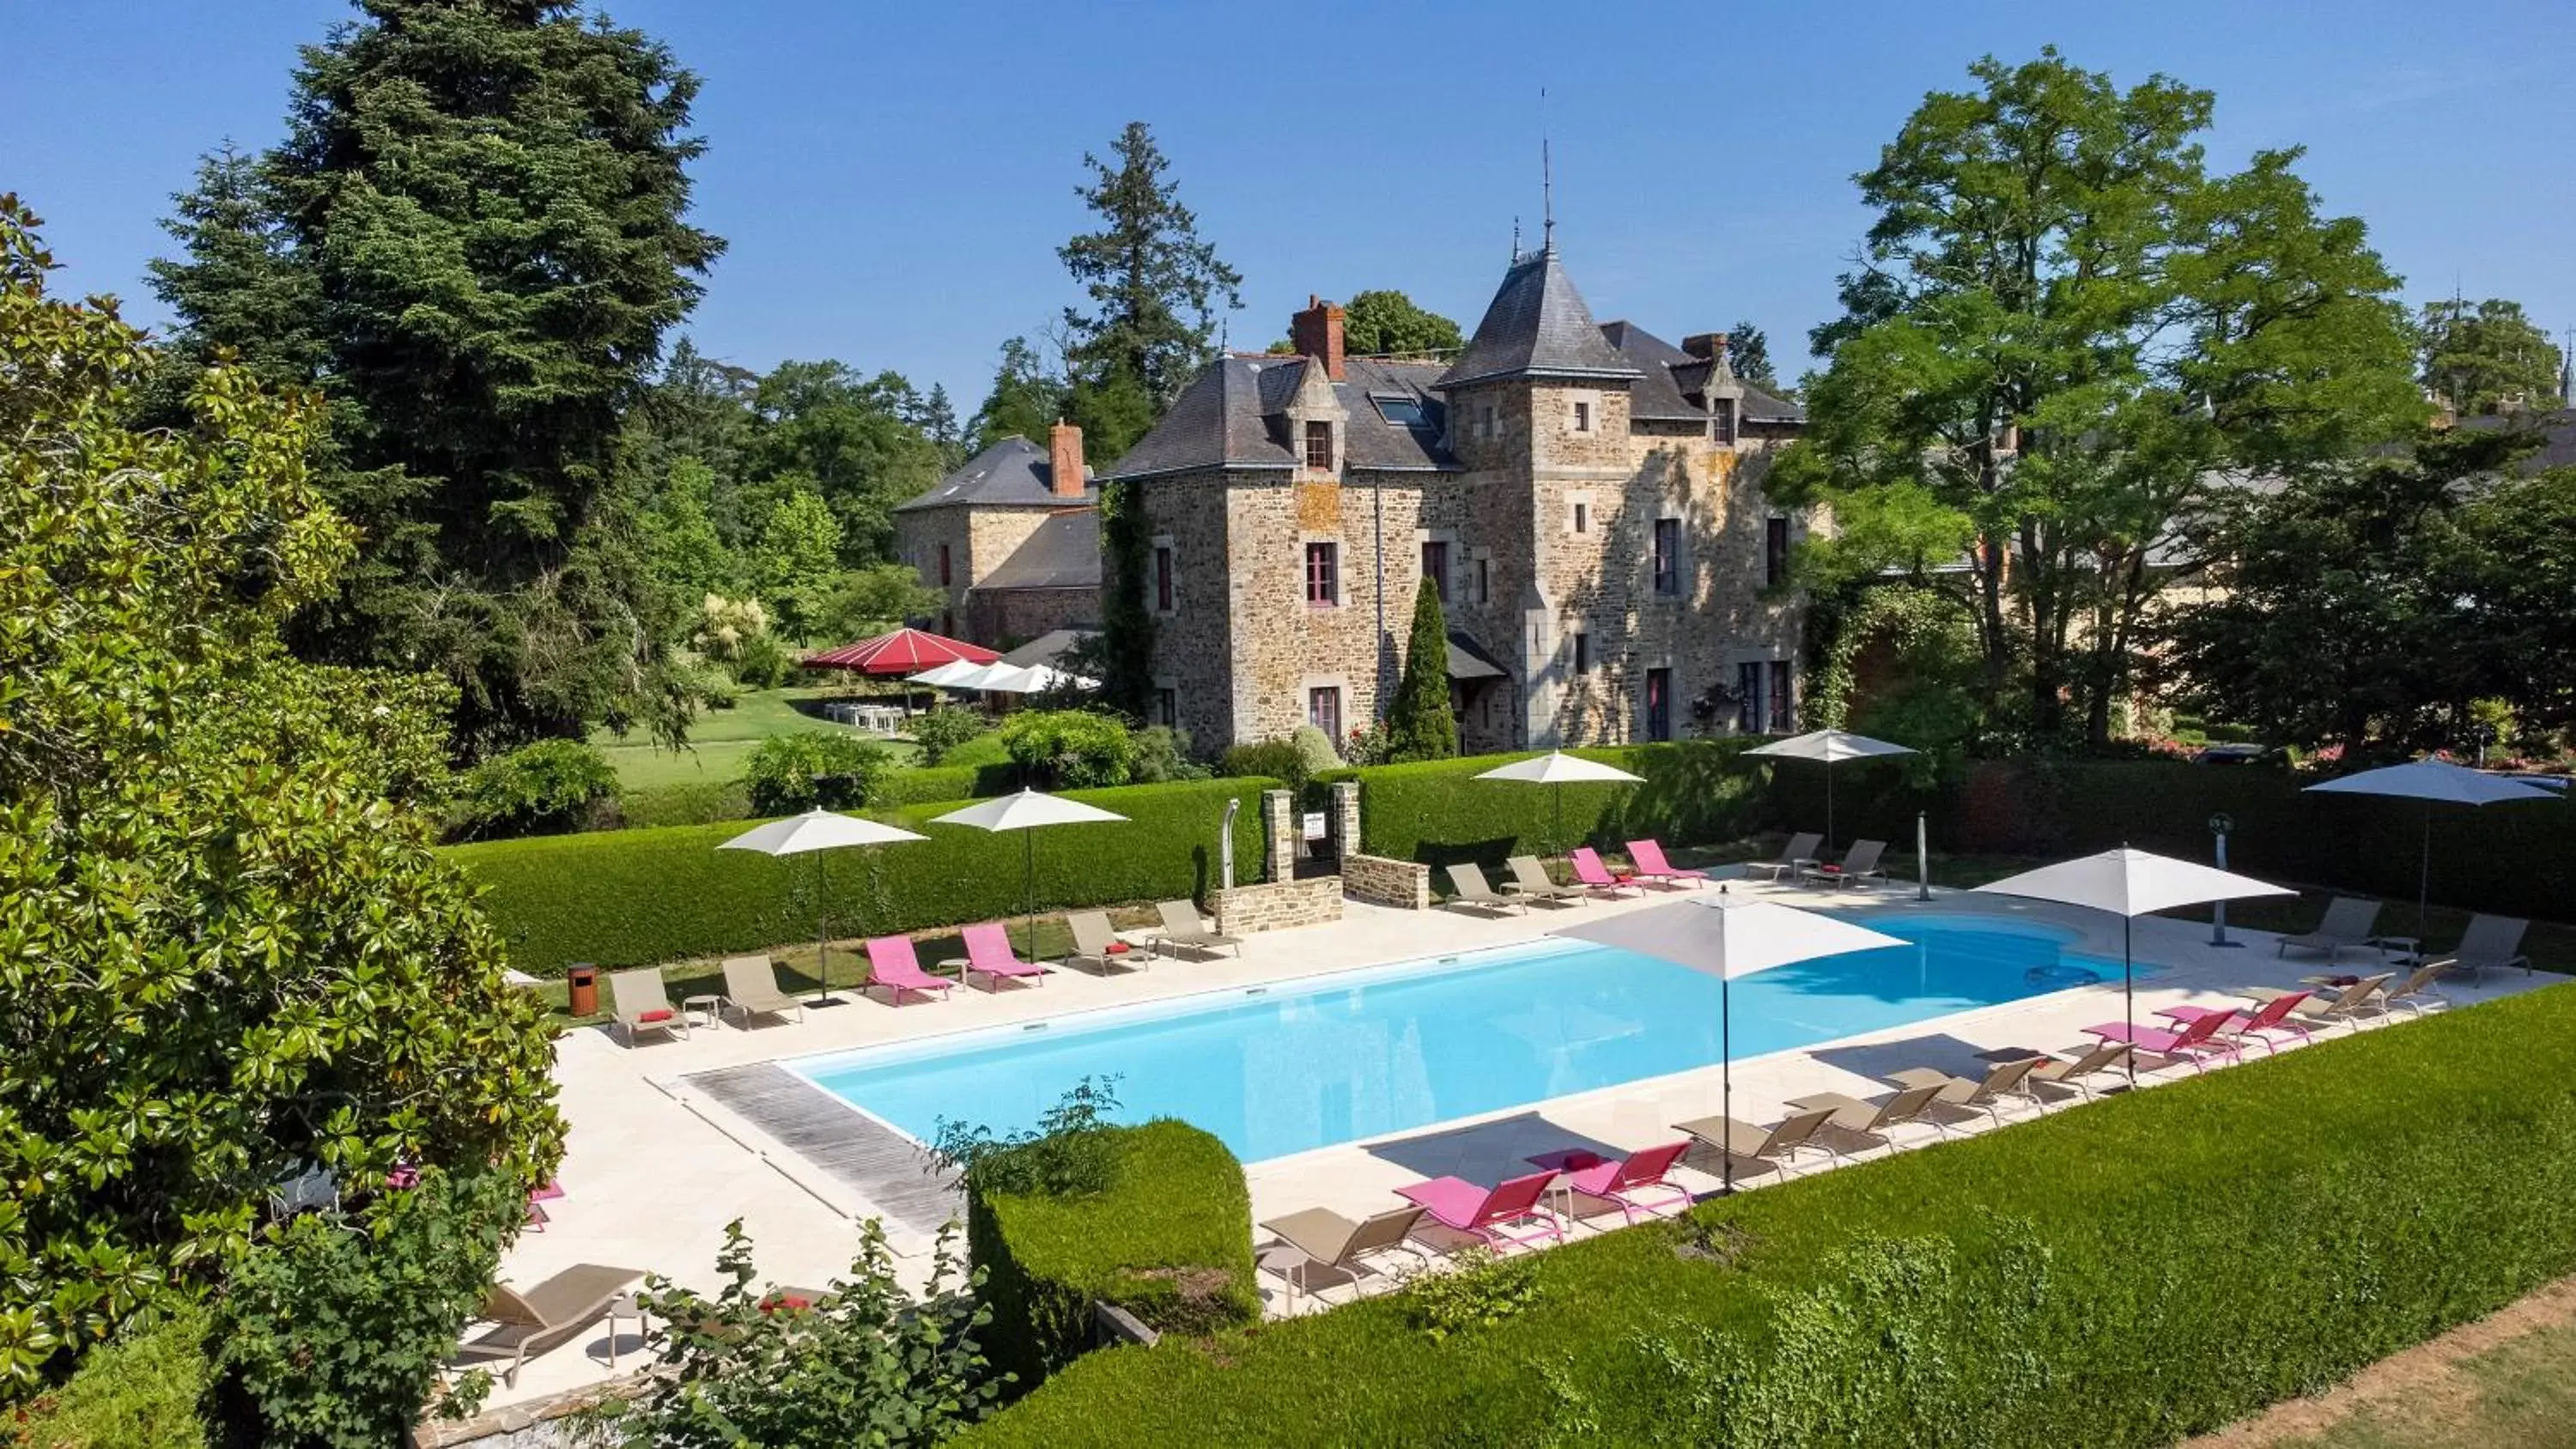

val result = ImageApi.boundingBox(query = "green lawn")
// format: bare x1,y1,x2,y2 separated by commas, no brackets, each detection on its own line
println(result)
590,685,921,791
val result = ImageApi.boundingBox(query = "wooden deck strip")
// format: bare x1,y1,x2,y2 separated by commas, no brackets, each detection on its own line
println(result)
683,1061,962,1237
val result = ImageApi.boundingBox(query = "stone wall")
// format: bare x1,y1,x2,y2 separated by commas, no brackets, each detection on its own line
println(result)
1223,470,1426,745
965,585,1097,648
1342,853,1431,910
1212,876,1343,935
1133,474,1236,747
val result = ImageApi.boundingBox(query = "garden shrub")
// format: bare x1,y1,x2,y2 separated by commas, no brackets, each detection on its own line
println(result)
585,1219,1000,1448
741,731,893,813
1219,738,1309,793
616,778,754,831
957,986,2576,1447
1126,726,1206,784
4,1307,210,1449
910,705,993,766
731,629,795,688
1290,724,1343,776
1000,710,1134,788
964,1119,1256,1392
449,737,621,840
444,777,1273,973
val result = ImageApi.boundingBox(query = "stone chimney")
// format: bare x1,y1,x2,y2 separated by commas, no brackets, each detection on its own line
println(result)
1681,332,1730,366
1291,294,1346,380
1048,420,1086,498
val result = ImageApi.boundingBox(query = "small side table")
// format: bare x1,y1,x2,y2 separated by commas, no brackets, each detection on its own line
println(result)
682,993,726,1030
604,1291,644,1367
2371,937,2421,967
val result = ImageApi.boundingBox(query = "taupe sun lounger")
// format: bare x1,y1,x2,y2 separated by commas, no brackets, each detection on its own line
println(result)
1153,899,1242,958
2433,913,2532,983
2243,972,2395,1030
609,967,687,1046
1066,910,1151,975
1886,1055,2043,1125
2373,961,2453,1016
459,1263,644,1385
1746,833,1824,883
720,955,804,1027
1256,1204,1427,1302
2275,896,2383,961
1504,855,1587,906
1784,1082,1965,1152
1672,1106,1839,1178
1443,863,1524,916
1800,839,1886,889
2027,1040,2134,1100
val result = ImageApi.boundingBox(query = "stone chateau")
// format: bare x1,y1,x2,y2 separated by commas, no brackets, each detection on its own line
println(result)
893,243,1814,753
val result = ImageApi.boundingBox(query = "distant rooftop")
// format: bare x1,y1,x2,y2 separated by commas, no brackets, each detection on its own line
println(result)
894,436,1092,512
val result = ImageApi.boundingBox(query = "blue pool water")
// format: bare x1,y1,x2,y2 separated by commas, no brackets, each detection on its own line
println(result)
796,914,2127,1164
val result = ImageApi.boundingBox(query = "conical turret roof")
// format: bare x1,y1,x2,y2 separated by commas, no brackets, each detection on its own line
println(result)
1433,246,1643,391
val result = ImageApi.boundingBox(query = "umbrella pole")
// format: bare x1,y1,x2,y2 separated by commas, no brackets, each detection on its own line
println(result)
2419,803,2433,937
1720,971,1735,1197
1553,782,1564,855
1825,763,1834,856
814,852,831,1007
1024,828,1038,961
2123,914,2136,1085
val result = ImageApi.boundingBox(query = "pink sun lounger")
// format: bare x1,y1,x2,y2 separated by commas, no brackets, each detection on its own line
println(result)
2156,989,2316,1054
2084,1007,2241,1073
1527,1141,1693,1227
1625,839,1705,890
1569,847,1645,899
961,922,1048,991
863,936,954,1006
1394,1169,1564,1252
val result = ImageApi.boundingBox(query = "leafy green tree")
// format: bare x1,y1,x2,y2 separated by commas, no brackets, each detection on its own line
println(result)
747,361,947,565
2419,297,2567,415
1342,290,1463,356
639,456,738,606
1058,121,1242,458
999,710,1136,789
1387,579,1457,760
150,0,723,756
0,197,561,1404
751,488,847,640
587,1220,999,1449
969,336,1068,453
1096,480,1158,718
741,733,892,813
1773,48,2422,745
819,562,940,643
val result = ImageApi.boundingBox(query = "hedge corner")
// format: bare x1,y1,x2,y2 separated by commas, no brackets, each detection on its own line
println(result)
967,1120,1256,1393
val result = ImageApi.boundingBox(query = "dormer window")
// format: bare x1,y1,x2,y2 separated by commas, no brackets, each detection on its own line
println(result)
1303,420,1334,471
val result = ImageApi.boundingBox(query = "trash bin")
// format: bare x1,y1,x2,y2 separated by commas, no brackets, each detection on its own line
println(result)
566,963,599,1017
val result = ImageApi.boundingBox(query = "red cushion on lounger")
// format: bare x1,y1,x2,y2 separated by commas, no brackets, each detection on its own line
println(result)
2325,973,2360,986
1105,941,1132,955
635,1008,675,1023
1817,864,1844,875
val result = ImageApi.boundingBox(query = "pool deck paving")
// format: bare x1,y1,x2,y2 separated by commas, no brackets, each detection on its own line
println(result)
482,869,2551,1407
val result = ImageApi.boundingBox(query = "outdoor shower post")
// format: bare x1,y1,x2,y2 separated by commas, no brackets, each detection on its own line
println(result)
1220,797,1239,891
1915,811,1931,901
2208,813,2240,948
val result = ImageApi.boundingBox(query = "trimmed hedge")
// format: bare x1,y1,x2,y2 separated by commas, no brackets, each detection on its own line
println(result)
961,985,2576,1446
615,778,753,831
969,1121,1258,1393
445,778,1273,973
876,761,1015,807
1353,739,1776,865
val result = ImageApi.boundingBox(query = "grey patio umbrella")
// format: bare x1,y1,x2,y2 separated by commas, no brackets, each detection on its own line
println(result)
931,789,1130,958
1976,848,2290,1082
720,810,928,1004
1473,750,1646,852
1556,889,1906,1193
2304,759,2561,934
1744,729,1917,852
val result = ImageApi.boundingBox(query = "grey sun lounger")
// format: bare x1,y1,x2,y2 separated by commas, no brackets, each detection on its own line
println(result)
1256,1204,1428,1303
2433,913,2533,983
1153,899,1242,958
1443,863,1524,916
720,955,805,1027
1504,855,1587,906
1672,1106,1840,1178
1066,910,1151,975
2274,896,2383,961
1800,839,1886,889
459,1262,644,1385
609,967,688,1046
1746,833,1825,883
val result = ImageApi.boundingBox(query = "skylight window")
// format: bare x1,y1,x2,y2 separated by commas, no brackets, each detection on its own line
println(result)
1371,394,1428,427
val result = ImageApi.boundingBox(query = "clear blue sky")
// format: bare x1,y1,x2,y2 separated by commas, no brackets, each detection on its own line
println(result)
10,1,2573,409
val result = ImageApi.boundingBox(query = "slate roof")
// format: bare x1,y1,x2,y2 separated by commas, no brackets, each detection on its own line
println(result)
1097,355,1457,482
893,436,1091,512
1598,320,1807,426
1433,247,1642,391
2454,408,2576,473
973,510,1102,591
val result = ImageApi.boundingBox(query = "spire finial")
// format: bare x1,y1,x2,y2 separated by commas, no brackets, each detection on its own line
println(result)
1510,215,1521,264
1540,86,1554,253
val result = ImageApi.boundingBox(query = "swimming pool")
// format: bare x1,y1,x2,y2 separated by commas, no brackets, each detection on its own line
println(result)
795,913,2127,1164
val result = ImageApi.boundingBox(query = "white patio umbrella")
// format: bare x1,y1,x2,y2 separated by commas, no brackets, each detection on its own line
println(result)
978,663,1097,694
931,788,1130,957
1976,848,2290,1082
720,810,928,1004
908,658,990,689
1556,888,1906,1192
1745,729,1917,852
2304,759,2561,934
1473,750,1645,852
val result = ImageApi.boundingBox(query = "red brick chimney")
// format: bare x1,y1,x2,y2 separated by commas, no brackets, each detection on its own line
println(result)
1291,294,1346,380
1048,420,1085,498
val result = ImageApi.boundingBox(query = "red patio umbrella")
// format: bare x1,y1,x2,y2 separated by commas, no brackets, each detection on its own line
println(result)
801,627,998,676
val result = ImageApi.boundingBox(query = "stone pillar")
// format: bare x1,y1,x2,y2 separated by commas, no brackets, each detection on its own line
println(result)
1259,789,1295,884
1332,780,1361,859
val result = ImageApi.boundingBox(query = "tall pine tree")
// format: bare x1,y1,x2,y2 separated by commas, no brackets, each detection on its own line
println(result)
1388,579,1457,760
151,0,722,755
